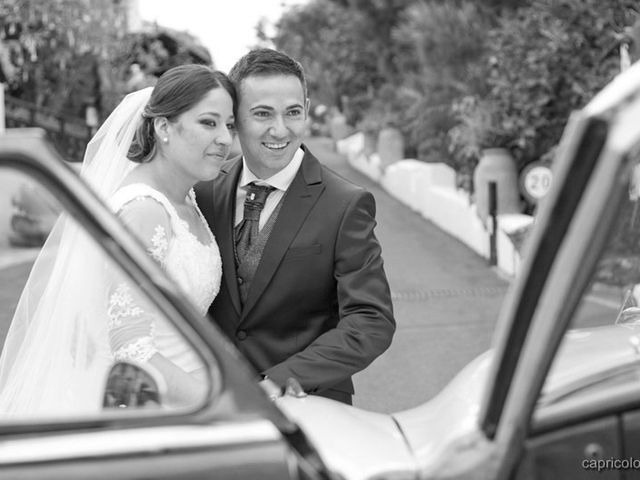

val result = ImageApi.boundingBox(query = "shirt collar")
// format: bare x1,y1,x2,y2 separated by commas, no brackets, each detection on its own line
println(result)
239,148,304,191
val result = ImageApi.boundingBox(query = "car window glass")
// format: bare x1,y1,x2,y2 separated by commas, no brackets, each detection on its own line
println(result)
0,166,214,422
539,152,640,408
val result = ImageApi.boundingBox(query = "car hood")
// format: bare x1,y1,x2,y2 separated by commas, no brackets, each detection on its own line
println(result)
392,352,494,476
277,352,494,480
277,325,640,479
277,394,418,480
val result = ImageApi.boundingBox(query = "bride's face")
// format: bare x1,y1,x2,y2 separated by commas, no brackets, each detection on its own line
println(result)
165,87,236,182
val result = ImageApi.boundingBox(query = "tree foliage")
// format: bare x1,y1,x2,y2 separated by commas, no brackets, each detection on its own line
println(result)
0,0,212,122
473,0,638,169
272,0,639,181
273,1,379,117
272,0,412,124
391,1,491,162
0,0,130,118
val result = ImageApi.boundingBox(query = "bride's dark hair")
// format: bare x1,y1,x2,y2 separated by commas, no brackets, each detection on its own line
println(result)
127,64,236,163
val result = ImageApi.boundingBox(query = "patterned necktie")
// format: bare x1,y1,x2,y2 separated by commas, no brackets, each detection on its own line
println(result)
235,182,276,260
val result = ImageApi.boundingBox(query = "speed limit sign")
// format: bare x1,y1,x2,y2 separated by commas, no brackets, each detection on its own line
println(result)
520,161,552,203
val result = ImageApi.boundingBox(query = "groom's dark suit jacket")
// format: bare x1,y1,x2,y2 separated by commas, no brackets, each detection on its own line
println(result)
195,146,395,401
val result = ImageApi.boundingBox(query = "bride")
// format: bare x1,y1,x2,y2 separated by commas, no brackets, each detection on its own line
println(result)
0,64,236,415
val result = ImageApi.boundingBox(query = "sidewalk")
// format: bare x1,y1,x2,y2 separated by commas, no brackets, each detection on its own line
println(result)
335,132,533,277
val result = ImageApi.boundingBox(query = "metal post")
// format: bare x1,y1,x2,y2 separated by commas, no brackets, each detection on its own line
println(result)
489,181,498,266
0,82,5,134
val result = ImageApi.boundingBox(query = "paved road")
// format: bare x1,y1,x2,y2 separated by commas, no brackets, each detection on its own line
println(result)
304,138,510,413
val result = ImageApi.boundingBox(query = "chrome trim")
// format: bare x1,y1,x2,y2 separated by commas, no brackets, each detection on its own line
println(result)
539,361,640,407
0,420,282,465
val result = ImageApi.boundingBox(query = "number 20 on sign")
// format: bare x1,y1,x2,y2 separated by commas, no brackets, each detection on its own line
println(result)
520,162,552,204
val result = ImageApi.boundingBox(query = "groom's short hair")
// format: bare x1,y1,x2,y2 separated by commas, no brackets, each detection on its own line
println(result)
228,48,308,99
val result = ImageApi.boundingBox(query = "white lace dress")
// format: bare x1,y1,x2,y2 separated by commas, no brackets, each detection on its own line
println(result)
107,184,221,374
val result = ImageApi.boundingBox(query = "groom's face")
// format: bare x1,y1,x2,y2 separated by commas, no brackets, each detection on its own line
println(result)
236,74,309,179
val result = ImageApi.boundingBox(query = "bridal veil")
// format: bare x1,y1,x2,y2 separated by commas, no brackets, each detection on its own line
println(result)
0,88,153,416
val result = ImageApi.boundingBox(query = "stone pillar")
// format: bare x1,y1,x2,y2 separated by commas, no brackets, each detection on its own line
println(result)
363,131,377,157
0,82,5,133
377,127,404,170
473,148,520,221
329,111,351,142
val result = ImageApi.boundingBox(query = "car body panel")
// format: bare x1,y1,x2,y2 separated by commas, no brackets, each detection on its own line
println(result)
1,422,296,480
283,323,640,478
280,321,640,479
0,420,281,463
515,415,622,480
392,353,491,473
542,325,640,402
278,395,418,480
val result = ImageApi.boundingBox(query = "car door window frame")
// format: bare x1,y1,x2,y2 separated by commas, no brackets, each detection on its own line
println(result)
479,113,609,438
478,64,640,479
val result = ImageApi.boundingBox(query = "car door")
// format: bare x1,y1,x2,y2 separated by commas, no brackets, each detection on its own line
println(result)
508,90,640,478
467,64,640,479
0,129,331,480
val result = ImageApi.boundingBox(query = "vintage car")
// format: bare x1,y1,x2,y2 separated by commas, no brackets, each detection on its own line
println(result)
2,61,640,479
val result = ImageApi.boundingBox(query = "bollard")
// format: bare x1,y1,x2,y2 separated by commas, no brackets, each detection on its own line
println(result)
377,127,404,170
473,148,520,222
0,82,5,134
489,181,497,266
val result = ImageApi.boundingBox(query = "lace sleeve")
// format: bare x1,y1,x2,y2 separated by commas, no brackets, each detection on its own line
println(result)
108,197,172,362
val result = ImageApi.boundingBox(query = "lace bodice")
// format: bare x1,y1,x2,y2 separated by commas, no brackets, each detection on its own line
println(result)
105,184,221,371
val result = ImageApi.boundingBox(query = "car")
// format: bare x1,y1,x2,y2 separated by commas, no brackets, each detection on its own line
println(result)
3,60,640,479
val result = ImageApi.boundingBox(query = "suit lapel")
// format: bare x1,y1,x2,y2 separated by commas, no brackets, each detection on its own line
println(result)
213,159,243,316
241,148,325,320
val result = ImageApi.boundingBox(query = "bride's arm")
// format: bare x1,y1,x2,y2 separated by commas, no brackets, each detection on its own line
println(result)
108,197,206,408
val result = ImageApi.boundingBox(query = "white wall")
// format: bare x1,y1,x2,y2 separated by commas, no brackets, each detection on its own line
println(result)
337,133,533,277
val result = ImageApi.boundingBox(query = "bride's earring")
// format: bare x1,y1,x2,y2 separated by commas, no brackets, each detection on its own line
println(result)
162,137,168,143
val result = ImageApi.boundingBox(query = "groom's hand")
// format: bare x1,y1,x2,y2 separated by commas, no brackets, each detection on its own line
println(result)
259,376,307,401
259,375,283,401
284,377,307,398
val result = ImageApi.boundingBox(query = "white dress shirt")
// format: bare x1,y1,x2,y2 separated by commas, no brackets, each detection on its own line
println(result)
234,148,305,230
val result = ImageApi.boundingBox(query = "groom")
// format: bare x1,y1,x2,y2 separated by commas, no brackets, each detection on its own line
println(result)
195,48,395,404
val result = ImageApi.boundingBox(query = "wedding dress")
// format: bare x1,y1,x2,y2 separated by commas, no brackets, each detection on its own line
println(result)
107,183,221,373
